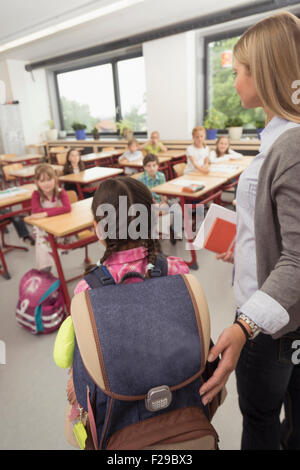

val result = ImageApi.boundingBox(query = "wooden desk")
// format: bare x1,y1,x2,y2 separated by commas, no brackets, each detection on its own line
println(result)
7,165,63,184
81,150,121,167
25,198,97,310
1,154,44,165
59,167,124,199
0,184,35,279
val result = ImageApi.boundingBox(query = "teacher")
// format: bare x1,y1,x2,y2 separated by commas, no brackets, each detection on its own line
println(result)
199,11,300,450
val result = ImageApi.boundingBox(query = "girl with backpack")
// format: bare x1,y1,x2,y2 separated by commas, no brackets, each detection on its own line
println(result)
54,176,190,447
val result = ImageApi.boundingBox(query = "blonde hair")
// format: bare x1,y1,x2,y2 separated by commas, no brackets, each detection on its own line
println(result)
234,11,300,124
192,126,206,137
216,136,230,157
34,163,60,201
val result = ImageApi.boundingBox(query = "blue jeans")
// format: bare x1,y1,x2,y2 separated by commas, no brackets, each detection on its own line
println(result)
235,325,300,450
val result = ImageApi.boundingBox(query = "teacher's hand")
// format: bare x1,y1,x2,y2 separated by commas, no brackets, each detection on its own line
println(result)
199,324,247,405
216,250,234,263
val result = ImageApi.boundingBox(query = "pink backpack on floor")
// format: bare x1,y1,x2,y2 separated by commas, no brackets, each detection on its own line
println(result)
16,269,66,334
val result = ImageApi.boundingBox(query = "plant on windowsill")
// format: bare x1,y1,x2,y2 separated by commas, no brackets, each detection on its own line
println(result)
45,120,58,141
71,122,87,140
255,120,265,140
204,108,226,140
91,127,100,140
225,117,244,141
116,120,134,141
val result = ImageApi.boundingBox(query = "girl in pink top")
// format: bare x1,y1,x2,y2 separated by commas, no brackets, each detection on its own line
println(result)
54,176,189,439
27,163,71,270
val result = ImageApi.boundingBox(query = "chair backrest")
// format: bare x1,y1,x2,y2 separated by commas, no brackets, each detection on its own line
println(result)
66,190,78,204
56,152,67,165
104,147,115,152
3,163,24,182
173,163,186,177
49,147,69,152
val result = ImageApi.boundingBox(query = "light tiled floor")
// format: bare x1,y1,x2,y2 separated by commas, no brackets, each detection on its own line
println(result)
0,222,242,450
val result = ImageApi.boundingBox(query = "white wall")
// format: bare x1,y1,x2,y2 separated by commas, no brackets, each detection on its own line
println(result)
0,60,13,102
143,32,197,140
4,60,51,145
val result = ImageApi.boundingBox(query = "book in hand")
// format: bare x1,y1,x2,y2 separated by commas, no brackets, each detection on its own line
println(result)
203,217,236,254
182,183,205,193
193,203,236,251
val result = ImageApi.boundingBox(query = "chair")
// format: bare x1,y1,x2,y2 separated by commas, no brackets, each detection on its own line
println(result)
2,163,24,186
66,191,95,264
173,163,186,177
104,147,115,152
56,152,67,166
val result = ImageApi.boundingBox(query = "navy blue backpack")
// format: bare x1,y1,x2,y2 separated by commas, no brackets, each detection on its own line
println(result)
71,255,225,450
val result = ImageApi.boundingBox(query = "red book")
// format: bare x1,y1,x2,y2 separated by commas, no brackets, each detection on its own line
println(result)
204,217,236,254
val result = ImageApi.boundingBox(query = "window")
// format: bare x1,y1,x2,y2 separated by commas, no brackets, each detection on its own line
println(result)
205,34,265,130
117,57,147,132
55,54,147,136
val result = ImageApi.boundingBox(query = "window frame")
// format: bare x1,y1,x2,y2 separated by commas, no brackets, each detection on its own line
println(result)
54,51,147,138
203,27,259,136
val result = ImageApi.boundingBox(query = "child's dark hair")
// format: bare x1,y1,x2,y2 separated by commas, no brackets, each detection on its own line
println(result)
91,176,161,276
143,153,159,167
63,148,85,174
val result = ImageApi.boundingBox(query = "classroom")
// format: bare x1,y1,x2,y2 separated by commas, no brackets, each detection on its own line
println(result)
1,0,300,452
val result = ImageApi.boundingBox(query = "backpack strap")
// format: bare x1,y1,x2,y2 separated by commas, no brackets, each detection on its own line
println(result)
84,254,168,289
84,265,115,289
35,279,61,333
150,253,168,277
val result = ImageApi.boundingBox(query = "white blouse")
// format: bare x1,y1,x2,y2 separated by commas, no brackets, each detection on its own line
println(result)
209,148,243,163
184,145,210,174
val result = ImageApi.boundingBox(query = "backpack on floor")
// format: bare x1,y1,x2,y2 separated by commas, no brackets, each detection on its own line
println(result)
16,269,66,334
71,255,226,450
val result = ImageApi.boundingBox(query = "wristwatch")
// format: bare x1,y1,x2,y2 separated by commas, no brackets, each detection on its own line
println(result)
238,313,261,340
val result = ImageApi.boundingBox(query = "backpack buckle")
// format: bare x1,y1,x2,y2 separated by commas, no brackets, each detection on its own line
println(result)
150,268,161,278
145,386,172,412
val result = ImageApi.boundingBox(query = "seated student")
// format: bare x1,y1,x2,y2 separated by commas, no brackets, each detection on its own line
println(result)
140,131,167,155
184,126,210,174
53,176,189,445
118,139,143,175
138,153,181,243
209,136,243,163
27,163,71,271
63,149,85,196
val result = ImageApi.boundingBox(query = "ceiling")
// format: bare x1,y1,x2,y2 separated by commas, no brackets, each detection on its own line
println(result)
0,0,276,63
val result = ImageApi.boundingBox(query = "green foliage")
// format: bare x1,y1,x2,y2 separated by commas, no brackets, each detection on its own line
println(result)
47,120,55,129
225,117,244,128
208,37,266,128
116,120,133,135
71,122,87,131
255,120,265,129
60,97,99,132
204,107,227,129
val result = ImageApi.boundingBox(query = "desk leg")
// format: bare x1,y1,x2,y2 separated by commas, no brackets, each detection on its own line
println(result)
180,196,198,270
76,183,84,200
48,233,71,313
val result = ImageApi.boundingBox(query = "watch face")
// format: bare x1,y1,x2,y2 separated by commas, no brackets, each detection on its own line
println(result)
250,329,261,340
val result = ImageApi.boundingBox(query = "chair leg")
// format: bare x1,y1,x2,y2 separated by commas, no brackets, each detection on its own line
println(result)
0,246,11,279
84,245,91,265
1,227,28,252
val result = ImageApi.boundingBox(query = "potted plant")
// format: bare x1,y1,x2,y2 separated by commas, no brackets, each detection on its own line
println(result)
116,120,133,140
71,122,87,140
255,120,265,140
91,127,100,140
204,108,226,140
45,120,58,141
225,117,244,141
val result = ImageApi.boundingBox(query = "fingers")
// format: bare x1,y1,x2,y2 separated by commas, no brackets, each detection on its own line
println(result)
200,370,231,406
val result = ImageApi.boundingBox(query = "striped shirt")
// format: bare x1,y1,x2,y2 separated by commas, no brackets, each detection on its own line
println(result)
138,171,165,203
